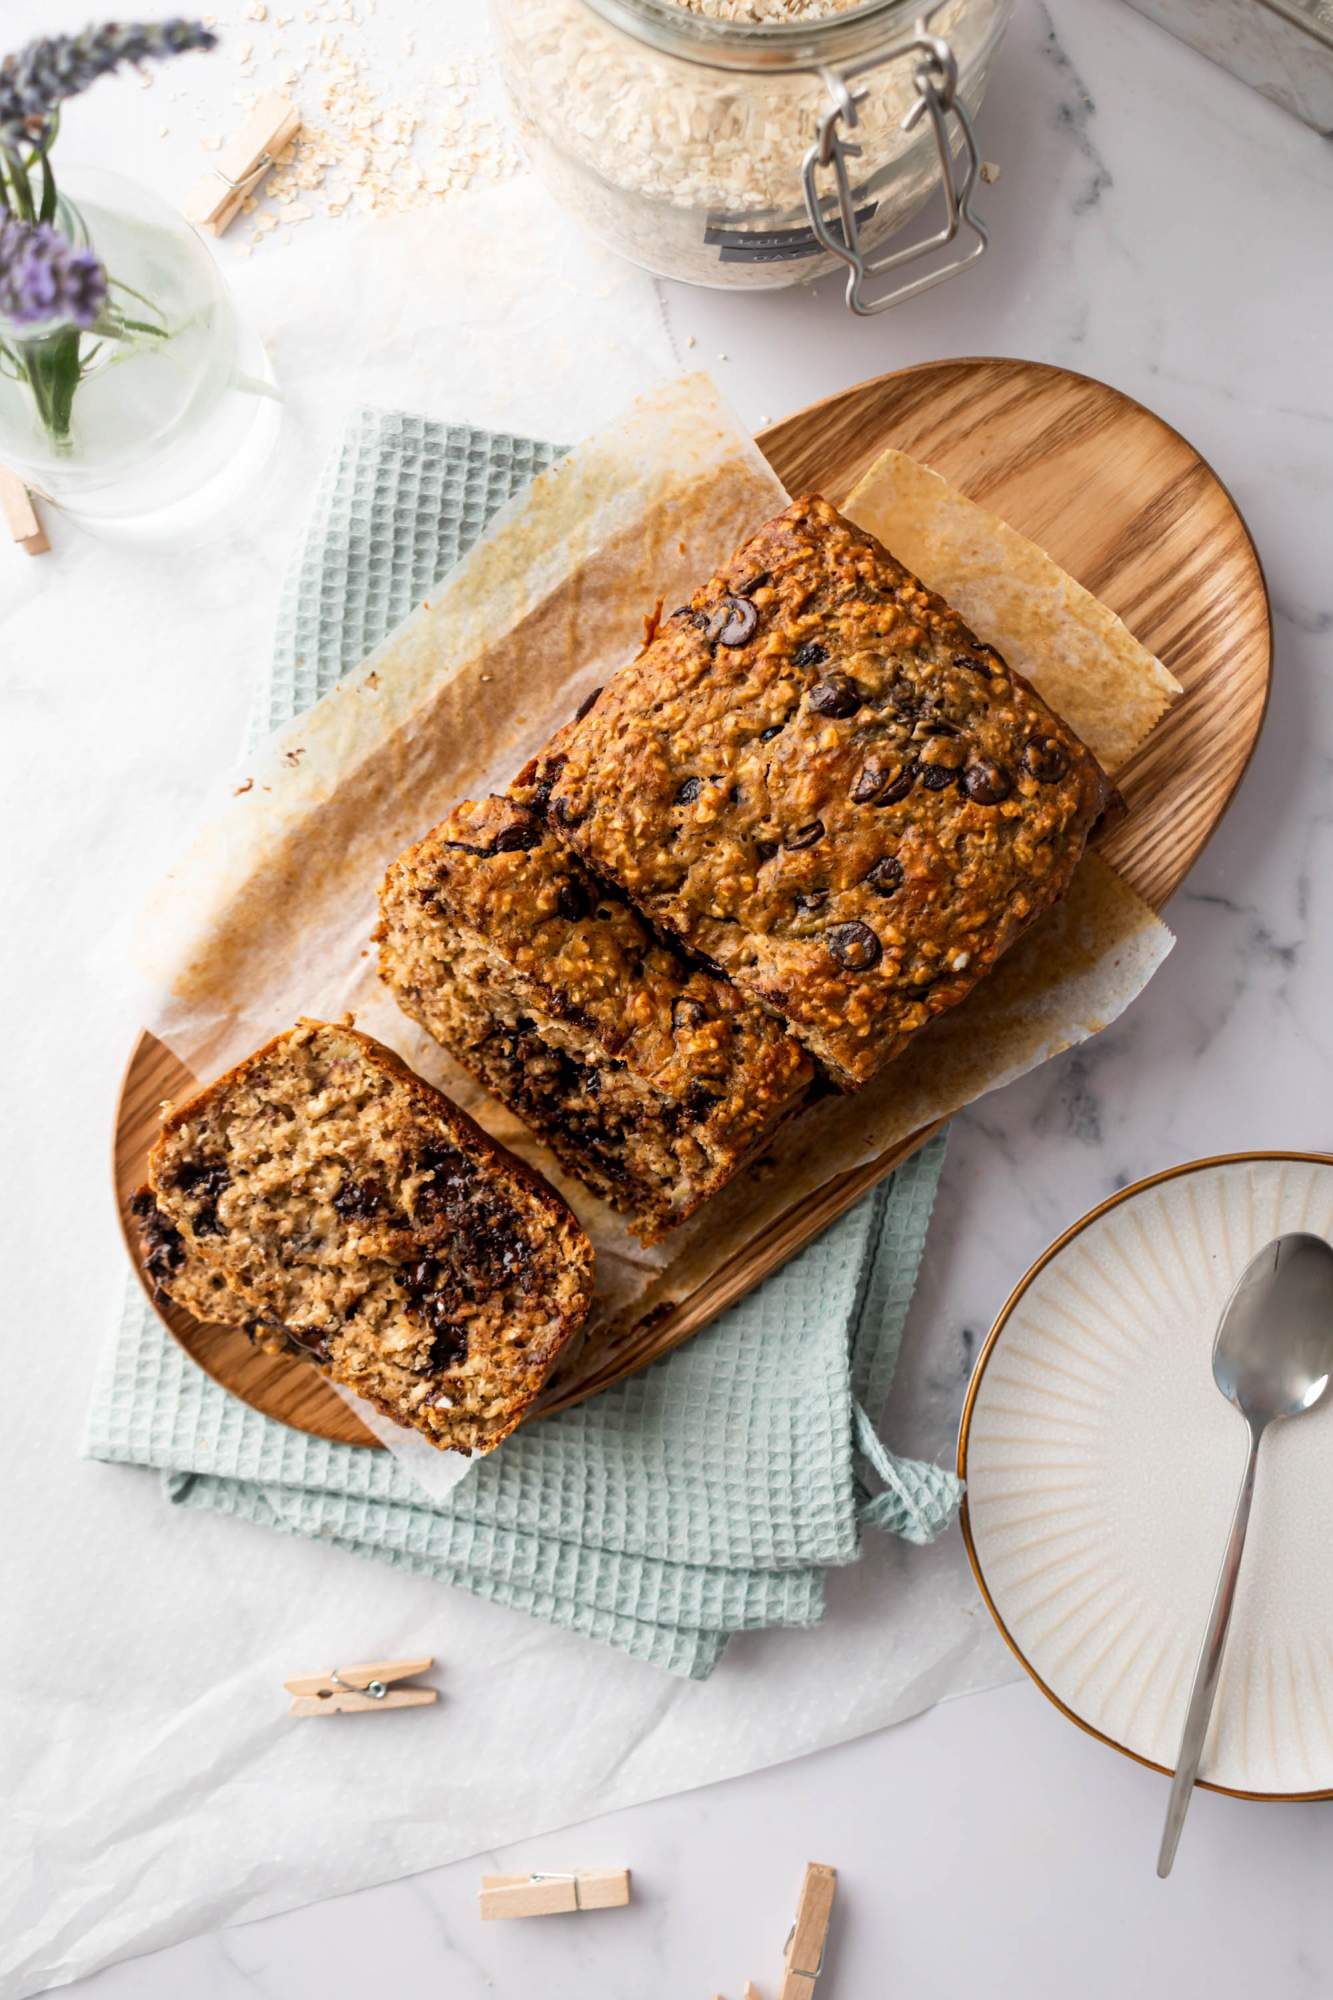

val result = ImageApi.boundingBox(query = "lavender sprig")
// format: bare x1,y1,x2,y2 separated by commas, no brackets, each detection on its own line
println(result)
0,20,218,146
0,214,107,329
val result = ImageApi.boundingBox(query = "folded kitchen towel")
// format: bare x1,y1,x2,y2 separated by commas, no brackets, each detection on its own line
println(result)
84,408,961,1678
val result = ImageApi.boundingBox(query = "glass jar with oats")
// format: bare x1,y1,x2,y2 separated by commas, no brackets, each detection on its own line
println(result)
491,0,1011,309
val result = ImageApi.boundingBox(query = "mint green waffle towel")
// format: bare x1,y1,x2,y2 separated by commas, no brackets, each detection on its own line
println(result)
84,409,961,1679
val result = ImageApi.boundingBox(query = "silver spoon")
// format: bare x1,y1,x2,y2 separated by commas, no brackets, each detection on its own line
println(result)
1157,1231,1333,1877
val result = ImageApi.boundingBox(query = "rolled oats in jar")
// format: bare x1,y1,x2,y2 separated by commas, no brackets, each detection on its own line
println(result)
491,0,1012,305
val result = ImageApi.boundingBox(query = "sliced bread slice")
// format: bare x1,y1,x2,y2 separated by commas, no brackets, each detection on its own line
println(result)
130,1019,594,1454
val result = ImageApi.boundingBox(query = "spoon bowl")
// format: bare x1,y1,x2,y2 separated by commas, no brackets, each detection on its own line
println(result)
1211,1233,1333,1426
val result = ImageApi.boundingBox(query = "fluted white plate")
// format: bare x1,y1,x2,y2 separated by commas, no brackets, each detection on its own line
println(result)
960,1153,1333,1798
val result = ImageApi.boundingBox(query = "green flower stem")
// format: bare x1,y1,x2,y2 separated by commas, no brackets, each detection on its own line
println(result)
45,327,80,437
3,146,35,221
18,325,83,445
17,339,56,433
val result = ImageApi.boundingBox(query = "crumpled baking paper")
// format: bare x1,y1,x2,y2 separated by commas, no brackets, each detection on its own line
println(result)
128,372,1173,1502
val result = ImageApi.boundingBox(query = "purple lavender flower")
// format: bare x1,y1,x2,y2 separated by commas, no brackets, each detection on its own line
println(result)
0,20,218,144
0,215,107,329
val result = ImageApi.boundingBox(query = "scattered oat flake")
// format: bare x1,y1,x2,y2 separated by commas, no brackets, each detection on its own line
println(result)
227,26,523,248
685,333,696,348
980,159,1000,183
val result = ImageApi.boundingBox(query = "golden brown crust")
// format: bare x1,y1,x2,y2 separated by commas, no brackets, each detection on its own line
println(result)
548,495,1111,1088
133,1021,594,1454
377,794,813,1240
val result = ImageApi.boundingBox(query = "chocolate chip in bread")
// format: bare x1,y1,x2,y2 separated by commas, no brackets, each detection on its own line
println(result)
131,1019,594,1454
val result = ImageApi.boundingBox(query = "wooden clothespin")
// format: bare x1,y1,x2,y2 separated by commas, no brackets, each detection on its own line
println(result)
1,468,48,553
185,90,301,236
478,1868,631,1921
283,1656,437,1716
778,1863,836,2000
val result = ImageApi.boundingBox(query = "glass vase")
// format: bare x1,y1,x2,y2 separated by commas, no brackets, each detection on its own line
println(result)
0,165,281,540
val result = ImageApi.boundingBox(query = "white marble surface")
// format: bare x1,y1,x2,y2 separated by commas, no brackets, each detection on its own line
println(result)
5,0,1333,1992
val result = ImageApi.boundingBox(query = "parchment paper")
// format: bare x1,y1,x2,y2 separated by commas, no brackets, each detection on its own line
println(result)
845,447,1183,774
131,373,1175,1490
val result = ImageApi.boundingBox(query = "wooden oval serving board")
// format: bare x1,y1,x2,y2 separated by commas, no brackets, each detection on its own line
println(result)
115,357,1271,1449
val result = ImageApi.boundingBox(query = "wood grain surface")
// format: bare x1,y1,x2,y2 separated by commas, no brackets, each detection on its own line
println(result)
114,357,1271,1450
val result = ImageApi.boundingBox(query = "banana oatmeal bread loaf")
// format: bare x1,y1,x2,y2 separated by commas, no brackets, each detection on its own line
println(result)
377,782,814,1242
130,1020,594,1454
547,494,1112,1088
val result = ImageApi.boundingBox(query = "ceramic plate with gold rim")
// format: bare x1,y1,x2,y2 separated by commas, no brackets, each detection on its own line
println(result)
959,1153,1333,1801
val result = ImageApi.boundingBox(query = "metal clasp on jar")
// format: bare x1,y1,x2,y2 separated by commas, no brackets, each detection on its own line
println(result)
801,11,989,316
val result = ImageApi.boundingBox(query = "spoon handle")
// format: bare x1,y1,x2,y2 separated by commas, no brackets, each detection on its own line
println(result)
1157,1422,1263,1878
